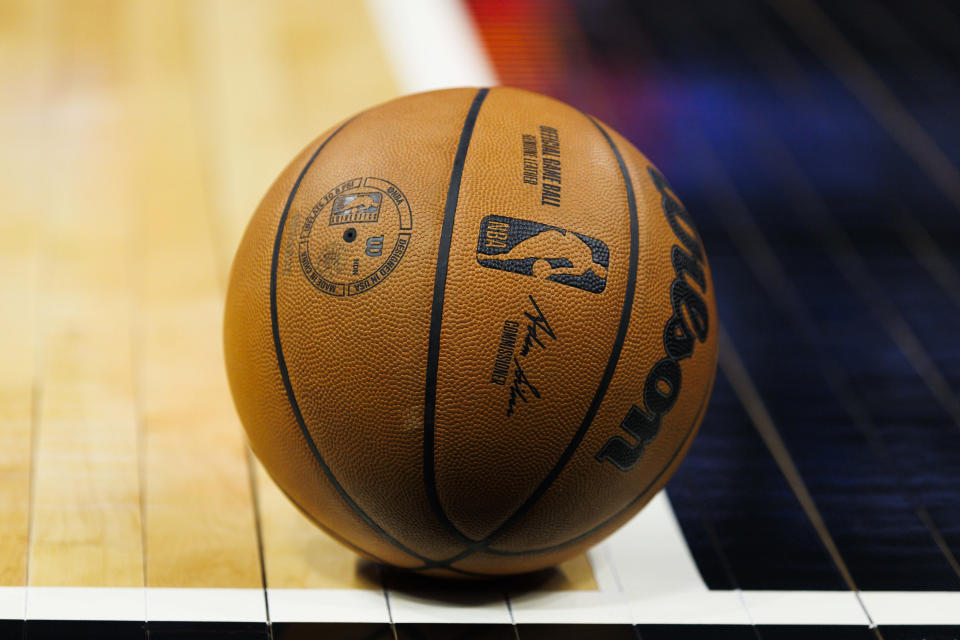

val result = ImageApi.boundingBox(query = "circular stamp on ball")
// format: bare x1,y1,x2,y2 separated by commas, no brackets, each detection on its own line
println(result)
298,177,413,296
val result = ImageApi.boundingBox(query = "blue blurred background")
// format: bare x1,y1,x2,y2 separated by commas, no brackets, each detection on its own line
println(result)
468,0,960,595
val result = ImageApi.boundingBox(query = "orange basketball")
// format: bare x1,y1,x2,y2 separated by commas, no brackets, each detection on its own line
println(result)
223,87,717,577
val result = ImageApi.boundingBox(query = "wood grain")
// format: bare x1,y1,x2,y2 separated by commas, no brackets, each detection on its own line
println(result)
255,462,380,590
17,1,149,588
0,0,603,594
190,0,400,284
120,0,263,589
0,0,69,590
191,0,400,590
546,555,598,591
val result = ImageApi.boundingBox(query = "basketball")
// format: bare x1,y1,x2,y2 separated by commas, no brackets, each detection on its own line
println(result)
223,86,717,577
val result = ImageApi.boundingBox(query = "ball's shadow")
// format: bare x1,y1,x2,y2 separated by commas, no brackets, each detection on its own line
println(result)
357,561,568,605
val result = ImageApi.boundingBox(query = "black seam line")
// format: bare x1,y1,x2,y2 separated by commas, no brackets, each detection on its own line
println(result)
423,87,491,546
276,473,492,577
270,116,471,573
275,475,483,577
414,114,640,571
485,368,714,556
273,472,389,566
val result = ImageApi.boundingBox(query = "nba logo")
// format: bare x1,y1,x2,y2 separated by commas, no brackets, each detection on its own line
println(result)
476,215,609,294
329,192,382,226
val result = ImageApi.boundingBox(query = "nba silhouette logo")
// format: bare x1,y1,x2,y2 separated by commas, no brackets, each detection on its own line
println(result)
476,215,608,293
329,192,382,225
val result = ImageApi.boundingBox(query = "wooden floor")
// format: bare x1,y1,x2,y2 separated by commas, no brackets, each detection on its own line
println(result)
4,1,960,638
0,0,597,601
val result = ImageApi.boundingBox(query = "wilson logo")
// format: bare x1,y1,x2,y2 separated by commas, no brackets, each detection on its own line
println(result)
595,167,710,472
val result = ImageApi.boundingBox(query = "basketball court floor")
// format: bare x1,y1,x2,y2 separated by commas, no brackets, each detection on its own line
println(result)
1,0,959,638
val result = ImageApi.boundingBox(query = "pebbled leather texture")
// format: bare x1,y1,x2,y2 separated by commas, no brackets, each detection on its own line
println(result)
223,87,718,577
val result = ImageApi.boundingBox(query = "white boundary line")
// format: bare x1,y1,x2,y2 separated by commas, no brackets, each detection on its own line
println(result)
0,587,25,621
364,0,498,93
1,585,957,625
388,586,514,625
604,492,752,626
146,588,265,623
267,588,390,624
25,587,144,622
743,590,868,626
860,592,960,627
